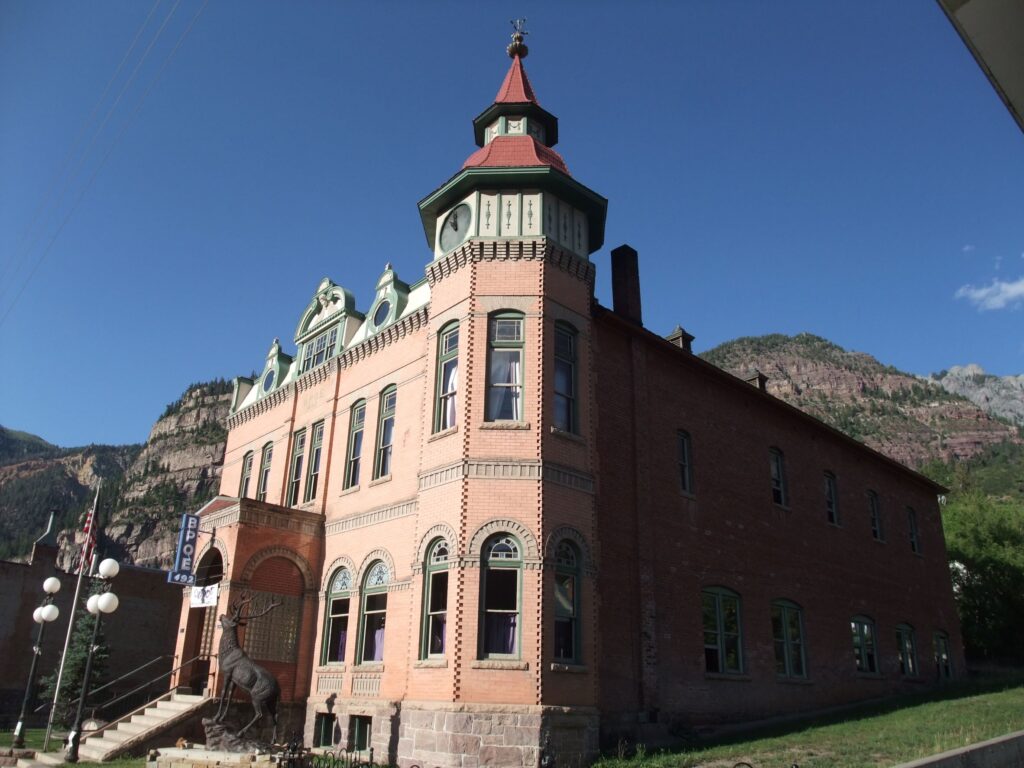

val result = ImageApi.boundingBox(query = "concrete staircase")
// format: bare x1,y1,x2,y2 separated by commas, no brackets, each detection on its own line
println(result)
15,692,210,766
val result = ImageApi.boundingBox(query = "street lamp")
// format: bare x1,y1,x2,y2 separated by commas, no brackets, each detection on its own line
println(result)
65,559,119,763
12,577,62,749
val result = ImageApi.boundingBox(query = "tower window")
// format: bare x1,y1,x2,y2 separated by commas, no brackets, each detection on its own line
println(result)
481,535,521,657
422,539,450,657
554,541,580,663
486,314,524,421
553,323,577,432
435,324,459,432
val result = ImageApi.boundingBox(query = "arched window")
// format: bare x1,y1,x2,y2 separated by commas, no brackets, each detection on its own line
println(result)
553,322,577,433
239,451,254,499
358,561,390,663
344,401,366,489
256,442,274,502
322,567,352,664
771,600,806,678
486,312,524,422
896,623,917,677
421,539,450,657
554,541,580,663
434,323,459,432
702,587,743,674
851,615,878,673
481,535,521,657
769,448,788,507
374,386,397,479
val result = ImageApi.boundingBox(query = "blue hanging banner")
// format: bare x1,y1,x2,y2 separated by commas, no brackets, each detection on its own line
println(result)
167,513,200,585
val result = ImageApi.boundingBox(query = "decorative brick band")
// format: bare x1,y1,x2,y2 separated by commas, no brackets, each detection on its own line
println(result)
542,463,595,494
351,673,381,698
202,501,323,538
419,459,594,494
316,674,344,694
325,499,417,536
426,238,595,288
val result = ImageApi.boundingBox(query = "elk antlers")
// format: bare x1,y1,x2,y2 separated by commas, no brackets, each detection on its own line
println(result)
229,594,282,623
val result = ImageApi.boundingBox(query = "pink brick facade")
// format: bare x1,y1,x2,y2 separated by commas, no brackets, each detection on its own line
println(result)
171,43,963,767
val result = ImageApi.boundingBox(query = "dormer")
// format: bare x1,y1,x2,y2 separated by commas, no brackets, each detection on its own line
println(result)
366,265,410,335
258,338,292,398
294,278,362,375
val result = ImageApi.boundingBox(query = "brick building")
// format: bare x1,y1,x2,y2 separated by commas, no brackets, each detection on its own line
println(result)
171,33,963,766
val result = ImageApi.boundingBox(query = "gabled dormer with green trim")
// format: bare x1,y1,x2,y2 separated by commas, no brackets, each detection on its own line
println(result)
418,32,607,262
294,278,362,375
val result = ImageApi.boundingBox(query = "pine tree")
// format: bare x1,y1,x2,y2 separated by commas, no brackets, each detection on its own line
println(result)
39,579,111,728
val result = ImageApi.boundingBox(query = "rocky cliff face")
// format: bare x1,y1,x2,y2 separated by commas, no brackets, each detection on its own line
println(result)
700,334,1020,469
928,364,1024,428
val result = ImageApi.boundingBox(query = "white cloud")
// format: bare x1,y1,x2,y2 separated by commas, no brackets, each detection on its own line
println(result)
962,244,976,253
955,276,1024,310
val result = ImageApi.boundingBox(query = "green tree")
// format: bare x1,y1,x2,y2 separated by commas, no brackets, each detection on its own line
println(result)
942,492,1024,662
39,579,111,728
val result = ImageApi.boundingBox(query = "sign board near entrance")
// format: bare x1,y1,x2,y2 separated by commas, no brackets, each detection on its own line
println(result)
190,582,219,608
167,513,200,585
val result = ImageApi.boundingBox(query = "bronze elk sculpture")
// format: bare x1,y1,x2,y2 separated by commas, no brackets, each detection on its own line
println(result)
214,595,282,742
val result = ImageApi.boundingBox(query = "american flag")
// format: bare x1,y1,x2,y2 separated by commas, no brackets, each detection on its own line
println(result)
76,487,100,575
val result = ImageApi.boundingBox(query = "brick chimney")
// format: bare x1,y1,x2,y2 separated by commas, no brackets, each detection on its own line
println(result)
745,370,769,392
611,244,643,325
665,325,695,353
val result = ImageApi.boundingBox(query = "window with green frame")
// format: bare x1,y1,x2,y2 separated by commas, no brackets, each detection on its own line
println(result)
358,561,390,663
934,631,952,679
304,421,325,502
771,600,806,678
435,324,459,432
239,451,254,499
421,539,450,657
322,567,351,664
481,535,521,657
344,401,366,489
256,442,273,502
896,623,918,676
301,325,338,373
851,615,878,673
554,540,580,663
553,323,576,432
374,387,397,479
286,428,306,506
486,313,524,421
703,587,743,674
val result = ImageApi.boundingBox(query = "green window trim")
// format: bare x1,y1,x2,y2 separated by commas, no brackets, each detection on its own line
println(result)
769,447,788,507
373,387,397,479
256,442,273,502
356,561,390,663
553,540,581,663
301,325,339,373
825,471,839,525
851,615,878,674
434,323,459,433
321,567,352,665
486,312,525,422
420,538,450,658
480,534,522,659
304,421,325,502
286,428,307,507
771,600,806,678
239,451,254,499
703,587,743,674
868,491,884,541
678,430,694,495
344,401,366,489
896,623,918,677
553,322,577,433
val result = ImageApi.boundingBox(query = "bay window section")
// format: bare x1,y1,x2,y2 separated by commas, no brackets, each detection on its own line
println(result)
422,539,450,657
553,323,576,432
486,314,524,421
482,535,521,657
435,324,459,432
554,541,580,663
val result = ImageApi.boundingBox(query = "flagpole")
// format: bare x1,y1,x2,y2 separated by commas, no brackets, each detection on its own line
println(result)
42,481,101,753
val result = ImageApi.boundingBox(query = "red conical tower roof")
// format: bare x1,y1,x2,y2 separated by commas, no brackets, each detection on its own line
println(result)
494,55,539,105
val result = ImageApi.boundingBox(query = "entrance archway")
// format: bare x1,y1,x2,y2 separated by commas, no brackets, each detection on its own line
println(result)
182,548,224,693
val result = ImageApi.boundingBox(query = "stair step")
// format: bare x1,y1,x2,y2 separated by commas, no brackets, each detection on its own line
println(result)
155,700,192,712
78,745,110,761
172,693,206,703
132,714,167,727
114,721,149,735
31,754,65,767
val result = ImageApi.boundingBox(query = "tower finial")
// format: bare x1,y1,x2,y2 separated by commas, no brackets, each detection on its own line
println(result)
507,18,529,59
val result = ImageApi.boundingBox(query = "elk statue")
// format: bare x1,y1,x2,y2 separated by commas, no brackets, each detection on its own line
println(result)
214,595,282,742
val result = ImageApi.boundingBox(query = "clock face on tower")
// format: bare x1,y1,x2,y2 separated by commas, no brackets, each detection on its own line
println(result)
439,204,472,252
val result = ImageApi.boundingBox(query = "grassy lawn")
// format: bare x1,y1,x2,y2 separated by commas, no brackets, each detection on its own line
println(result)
595,673,1024,768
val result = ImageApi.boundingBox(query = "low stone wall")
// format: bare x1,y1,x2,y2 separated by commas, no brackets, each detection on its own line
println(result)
894,729,1024,768
0,748,34,767
152,747,275,768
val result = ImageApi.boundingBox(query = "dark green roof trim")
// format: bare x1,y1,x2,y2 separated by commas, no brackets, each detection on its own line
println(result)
472,102,559,147
418,166,608,253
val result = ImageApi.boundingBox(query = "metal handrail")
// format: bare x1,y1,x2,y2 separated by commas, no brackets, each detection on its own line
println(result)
32,653,176,715
95,653,216,714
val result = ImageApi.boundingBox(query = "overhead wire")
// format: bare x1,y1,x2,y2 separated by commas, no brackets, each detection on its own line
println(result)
0,0,209,331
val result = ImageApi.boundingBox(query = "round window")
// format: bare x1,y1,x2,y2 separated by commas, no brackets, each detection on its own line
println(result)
373,300,391,328
262,370,275,392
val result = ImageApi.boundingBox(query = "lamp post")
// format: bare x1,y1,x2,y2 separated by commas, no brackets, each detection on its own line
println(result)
12,577,62,749
65,558,119,764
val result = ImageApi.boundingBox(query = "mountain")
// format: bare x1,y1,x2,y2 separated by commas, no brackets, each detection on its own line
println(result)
700,333,1021,469
928,364,1024,428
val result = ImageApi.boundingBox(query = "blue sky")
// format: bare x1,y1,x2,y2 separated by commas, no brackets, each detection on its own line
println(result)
1,2,1022,448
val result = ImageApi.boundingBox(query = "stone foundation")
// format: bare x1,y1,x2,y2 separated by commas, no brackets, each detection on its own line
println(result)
304,699,599,767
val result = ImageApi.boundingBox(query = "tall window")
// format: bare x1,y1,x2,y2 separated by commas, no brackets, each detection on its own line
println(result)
358,562,390,663
554,541,580,663
868,491,884,541
486,313,524,421
771,600,806,678
896,623,917,677
678,430,694,495
239,451,254,499
553,323,576,432
703,587,743,674
256,442,273,502
934,632,952,679
908,507,921,554
322,567,351,664
422,539,449,658
344,401,366,489
304,421,325,502
286,429,307,506
374,387,397,479
851,615,878,673
482,535,521,657
301,326,338,373
769,448,788,507
435,324,459,432
825,472,839,525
